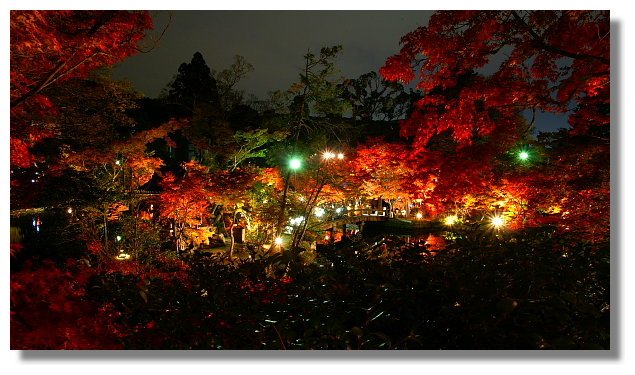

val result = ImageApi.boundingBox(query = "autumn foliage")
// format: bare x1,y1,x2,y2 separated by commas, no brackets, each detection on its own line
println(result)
11,260,127,349
10,10,152,168
10,10,609,350
380,10,609,238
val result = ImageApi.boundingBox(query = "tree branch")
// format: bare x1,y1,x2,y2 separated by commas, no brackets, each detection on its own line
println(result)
510,11,609,65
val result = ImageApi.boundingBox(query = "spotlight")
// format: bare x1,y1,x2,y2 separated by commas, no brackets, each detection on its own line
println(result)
491,216,505,228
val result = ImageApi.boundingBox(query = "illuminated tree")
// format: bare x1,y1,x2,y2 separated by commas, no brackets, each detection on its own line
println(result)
381,11,608,138
227,129,288,171
350,141,414,214
380,10,609,228
248,168,286,246
288,152,350,249
61,119,185,258
207,168,258,259
10,10,153,168
158,161,212,252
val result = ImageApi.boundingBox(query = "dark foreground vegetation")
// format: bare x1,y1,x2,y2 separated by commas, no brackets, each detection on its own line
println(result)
10,10,610,350
11,227,609,350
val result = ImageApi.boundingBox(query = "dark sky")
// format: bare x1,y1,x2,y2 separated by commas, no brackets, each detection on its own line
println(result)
112,10,434,99
112,10,568,133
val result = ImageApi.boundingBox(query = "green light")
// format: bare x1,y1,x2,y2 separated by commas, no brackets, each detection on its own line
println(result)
289,158,302,170
518,151,529,161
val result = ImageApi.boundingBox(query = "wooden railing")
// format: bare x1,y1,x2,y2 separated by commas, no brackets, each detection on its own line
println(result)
311,208,390,230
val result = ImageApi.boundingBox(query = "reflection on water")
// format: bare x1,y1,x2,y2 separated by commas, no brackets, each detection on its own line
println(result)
364,231,453,257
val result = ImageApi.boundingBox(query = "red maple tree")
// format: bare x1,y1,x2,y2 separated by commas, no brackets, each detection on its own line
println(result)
157,161,212,252
10,10,153,168
380,10,609,236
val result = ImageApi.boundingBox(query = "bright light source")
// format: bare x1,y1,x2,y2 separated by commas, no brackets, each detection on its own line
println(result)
67,208,73,214
289,158,302,170
116,235,122,242
315,207,324,217
337,153,344,160
491,216,506,228
415,213,423,219
444,215,458,226
335,207,342,214
116,252,131,260
322,151,335,160
115,160,121,165
274,237,283,246
518,151,529,161
290,216,305,226
31,179,35,183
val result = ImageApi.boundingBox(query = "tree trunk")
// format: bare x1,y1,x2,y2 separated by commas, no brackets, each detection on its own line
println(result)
292,184,324,248
103,210,109,254
229,224,235,260
274,170,292,238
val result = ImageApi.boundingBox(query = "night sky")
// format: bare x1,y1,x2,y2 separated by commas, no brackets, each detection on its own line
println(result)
112,10,568,132
112,10,434,99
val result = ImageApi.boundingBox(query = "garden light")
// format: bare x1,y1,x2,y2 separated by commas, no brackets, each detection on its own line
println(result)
116,249,131,260
444,215,458,226
322,151,335,160
290,216,305,226
518,151,529,161
415,213,423,219
274,237,283,246
289,157,302,170
337,153,344,160
491,215,506,229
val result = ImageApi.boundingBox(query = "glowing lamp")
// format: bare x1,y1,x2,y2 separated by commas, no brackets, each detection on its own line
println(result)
322,151,335,160
491,216,505,228
337,153,344,160
274,237,283,246
116,250,131,260
444,215,458,226
115,160,121,165
289,158,302,170
67,208,73,214
116,235,122,242
518,151,529,161
415,213,423,219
